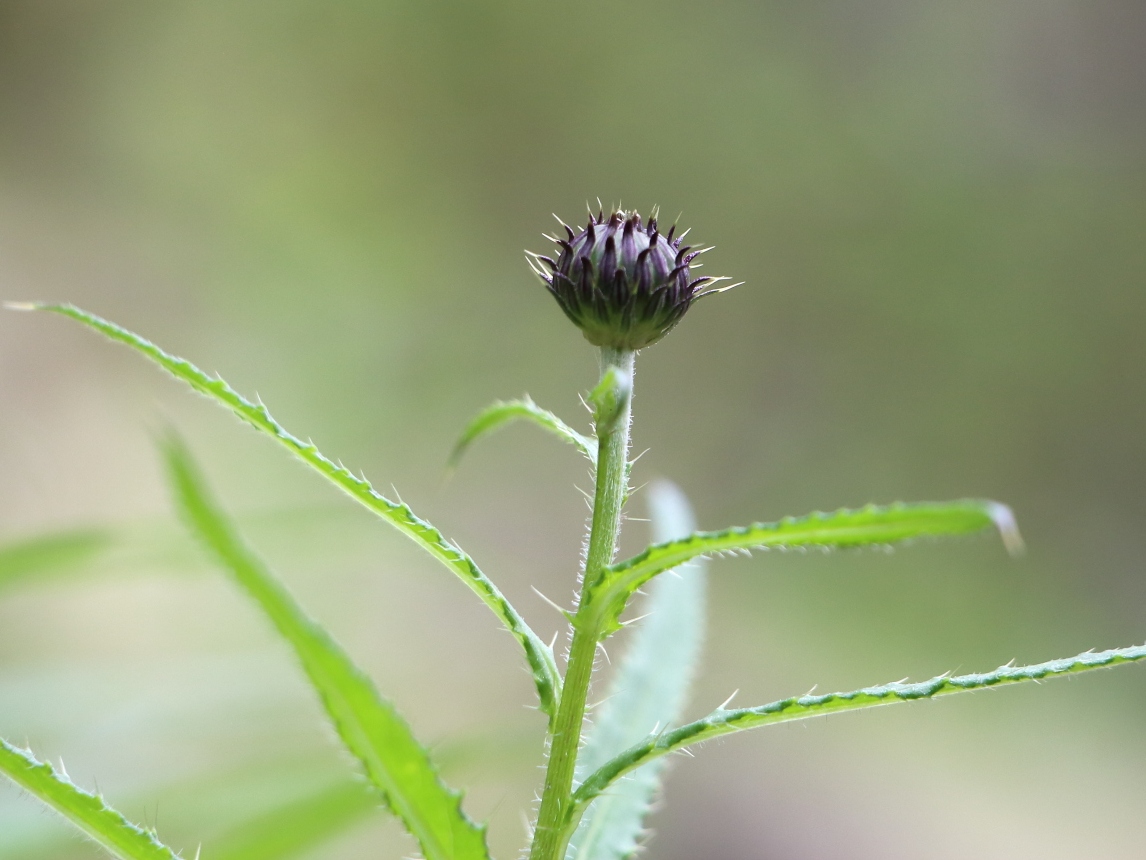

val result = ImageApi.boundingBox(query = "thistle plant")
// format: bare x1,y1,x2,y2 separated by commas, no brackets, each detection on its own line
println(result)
2,207,1144,860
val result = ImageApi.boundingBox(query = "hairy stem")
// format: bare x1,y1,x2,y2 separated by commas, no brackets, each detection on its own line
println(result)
530,348,636,860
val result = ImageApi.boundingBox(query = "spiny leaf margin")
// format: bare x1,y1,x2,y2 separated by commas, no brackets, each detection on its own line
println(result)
571,643,1146,816
161,432,489,860
588,499,1021,633
0,738,182,860
449,397,595,470
14,302,560,724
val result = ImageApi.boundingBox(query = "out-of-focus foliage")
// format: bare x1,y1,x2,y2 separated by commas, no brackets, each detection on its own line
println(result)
2,3,1144,858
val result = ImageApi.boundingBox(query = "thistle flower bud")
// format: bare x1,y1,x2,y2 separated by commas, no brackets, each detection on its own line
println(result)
528,209,735,351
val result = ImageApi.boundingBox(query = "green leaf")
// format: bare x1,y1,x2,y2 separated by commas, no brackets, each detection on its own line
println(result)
14,728,538,860
209,779,377,860
161,432,490,860
449,397,595,470
0,529,113,593
0,738,182,860
565,481,707,860
24,760,376,860
588,499,1022,633
572,643,1146,811
588,366,632,435
18,302,560,726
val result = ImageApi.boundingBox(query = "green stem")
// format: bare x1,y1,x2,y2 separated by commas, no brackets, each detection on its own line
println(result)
529,348,636,860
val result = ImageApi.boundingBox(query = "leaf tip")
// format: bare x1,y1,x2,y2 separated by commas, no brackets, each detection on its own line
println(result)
153,422,189,465
3,301,40,312
444,440,468,475
986,501,1024,556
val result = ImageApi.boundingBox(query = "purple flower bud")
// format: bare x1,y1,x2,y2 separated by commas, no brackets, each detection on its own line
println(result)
529,209,732,350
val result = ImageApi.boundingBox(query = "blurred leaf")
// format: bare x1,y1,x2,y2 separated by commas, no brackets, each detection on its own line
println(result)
161,432,490,860
209,779,376,860
449,397,595,471
0,738,181,860
0,529,113,593
589,499,1022,632
574,643,1146,809
566,480,706,860
18,302,561,728
0,506,412,601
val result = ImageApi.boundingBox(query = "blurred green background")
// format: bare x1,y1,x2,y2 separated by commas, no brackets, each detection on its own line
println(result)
2,2,1145,858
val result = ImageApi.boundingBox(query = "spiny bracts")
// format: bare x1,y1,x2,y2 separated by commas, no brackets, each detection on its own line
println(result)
528,209,736,350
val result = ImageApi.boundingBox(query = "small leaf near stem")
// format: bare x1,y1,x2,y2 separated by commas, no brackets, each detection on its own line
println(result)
449,397,596,471
529,349,636,860
587,365,633,438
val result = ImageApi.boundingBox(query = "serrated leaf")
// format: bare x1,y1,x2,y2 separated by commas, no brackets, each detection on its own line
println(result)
0,529,113,593
449,397,595,470
572,643,1146,811
15,728,538,860
161,433,490,860
19,302,560,726
565,481,706,860
588,500,1021,634
19,761,377,860
0,738,182,860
